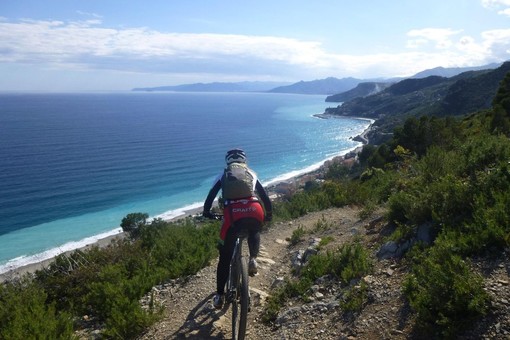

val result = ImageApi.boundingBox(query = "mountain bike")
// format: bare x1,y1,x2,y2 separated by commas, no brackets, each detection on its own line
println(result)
208,213,250,340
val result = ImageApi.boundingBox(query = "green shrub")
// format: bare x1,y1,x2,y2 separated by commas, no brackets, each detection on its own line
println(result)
358,200,376,220
0,280,75,339
318,236,334,249
147,218,218,278
325,163,352,180
25,215,219,338
299,242,372,286
86,264,160,338
288,225,306,246
403,240,489,338
457,191,510,254
261,278,310,323
387,190,419,225
121,212,149,239
339,281,369,313
312,215,334,232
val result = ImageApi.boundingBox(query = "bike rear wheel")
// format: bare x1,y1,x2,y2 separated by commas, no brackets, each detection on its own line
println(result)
231,256,249,340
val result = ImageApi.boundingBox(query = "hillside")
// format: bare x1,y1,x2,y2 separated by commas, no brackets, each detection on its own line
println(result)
268,77,367,95
325,61,510,144
410,62,500,78
268,63,499,96
325,82,393,102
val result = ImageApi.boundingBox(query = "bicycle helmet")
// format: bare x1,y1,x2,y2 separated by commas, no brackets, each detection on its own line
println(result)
225,148,247,164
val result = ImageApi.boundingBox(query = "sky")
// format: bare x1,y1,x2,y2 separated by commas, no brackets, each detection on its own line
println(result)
1,0,510,92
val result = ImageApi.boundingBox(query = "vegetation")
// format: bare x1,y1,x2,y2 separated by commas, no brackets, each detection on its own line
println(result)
1,68,509,338
1,217,219,339
261,241,372,323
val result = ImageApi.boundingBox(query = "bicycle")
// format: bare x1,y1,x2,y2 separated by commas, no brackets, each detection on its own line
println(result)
207,213,250,340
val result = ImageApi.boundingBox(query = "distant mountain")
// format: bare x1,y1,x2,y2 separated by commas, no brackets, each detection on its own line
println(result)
267,77,369,95
132,63,502,95
325,61,510,144
132,81,292,93
325,82,393,102
410,63,501,79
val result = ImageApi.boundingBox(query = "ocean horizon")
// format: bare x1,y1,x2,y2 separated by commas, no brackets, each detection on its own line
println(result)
0,92,371,274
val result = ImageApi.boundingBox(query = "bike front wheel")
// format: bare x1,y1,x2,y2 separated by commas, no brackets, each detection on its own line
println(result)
231,256,249,340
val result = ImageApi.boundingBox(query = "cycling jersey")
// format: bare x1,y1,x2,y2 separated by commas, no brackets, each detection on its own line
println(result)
220,197,265,240
203,166,272,239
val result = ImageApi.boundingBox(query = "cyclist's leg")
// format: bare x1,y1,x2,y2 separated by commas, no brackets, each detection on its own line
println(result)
217,234,235,295
236,218,262,276
248,226,261,276
247,222,261,258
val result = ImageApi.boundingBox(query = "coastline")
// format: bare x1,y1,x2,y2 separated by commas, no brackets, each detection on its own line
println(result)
0,122,372,284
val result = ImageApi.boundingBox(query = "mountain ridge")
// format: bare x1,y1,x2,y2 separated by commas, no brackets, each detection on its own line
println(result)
132,63,500,95
324,61,510,144
132,81,292,93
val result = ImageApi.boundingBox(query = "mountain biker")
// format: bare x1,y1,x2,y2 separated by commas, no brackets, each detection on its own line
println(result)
203,148,272,309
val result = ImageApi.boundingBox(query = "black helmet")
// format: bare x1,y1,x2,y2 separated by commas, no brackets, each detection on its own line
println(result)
225,148,247,164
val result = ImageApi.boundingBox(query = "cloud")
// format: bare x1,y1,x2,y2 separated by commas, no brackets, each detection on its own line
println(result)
76,10,103,19
0,18,509,85
0,19,324,65
481,0,510,16
406,28,464,49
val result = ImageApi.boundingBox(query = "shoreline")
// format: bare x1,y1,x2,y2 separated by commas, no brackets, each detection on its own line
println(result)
0,122,372,284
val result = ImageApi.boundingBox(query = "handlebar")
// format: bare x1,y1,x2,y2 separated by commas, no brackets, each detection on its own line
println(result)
204,213,272,223
204,213,223,220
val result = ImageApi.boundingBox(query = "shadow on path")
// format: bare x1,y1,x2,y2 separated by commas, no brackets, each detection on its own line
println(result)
172,292,231,339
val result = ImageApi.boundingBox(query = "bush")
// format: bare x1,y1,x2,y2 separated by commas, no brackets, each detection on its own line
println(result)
403,240,489,338
288,225,306,246
0,280,74,339
339,281,369,313
86,264,160,338
20,215,219,338
121,212,149,239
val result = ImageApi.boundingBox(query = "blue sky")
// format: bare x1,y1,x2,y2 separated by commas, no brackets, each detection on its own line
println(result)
1,0,510,91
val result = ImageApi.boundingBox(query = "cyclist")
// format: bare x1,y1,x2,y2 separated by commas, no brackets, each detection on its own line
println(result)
203,148,272,309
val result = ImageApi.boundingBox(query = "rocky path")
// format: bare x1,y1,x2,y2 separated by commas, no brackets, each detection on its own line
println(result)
137,207,364,339
134,206,510,340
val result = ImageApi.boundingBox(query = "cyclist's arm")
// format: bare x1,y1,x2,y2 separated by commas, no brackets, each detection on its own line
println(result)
255,180,272,216
203,179,222,214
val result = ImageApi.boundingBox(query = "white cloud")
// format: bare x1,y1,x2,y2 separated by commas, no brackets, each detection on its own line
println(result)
498,7,510,15
481,0,510,8
481,0,510,16
0,18,509,87
76,10,103,19
0,19,325,66
406,28,463,49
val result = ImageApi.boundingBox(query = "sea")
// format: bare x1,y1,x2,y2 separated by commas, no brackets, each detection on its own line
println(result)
0,91,371,274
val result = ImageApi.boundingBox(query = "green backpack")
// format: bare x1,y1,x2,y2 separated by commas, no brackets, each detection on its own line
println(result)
221,163,255,199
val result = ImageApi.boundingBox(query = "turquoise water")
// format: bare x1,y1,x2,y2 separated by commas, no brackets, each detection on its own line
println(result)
0,92,370,272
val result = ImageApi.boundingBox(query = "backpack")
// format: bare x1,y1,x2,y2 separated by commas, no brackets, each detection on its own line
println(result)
221,163,255,199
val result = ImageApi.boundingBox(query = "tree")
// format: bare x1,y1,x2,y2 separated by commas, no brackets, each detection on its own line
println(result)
120,212,149,239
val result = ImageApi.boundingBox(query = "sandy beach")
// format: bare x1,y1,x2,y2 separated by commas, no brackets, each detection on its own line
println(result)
0,123,371,284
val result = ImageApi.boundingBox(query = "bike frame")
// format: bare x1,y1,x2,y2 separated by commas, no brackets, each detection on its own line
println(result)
206,214,250,340
227,232,249,340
